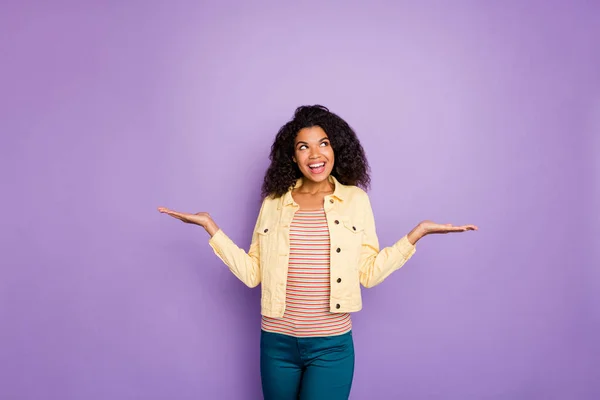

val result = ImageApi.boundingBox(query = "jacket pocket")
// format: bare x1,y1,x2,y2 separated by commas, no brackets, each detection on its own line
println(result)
256,224,276,267
342,220,364,235
341,219,364,264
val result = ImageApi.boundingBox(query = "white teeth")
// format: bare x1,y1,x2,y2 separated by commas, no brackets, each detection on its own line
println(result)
309,163,325,168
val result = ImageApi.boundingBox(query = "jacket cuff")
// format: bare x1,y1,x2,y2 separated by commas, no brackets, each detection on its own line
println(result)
394,235,416,259
208,229,228,256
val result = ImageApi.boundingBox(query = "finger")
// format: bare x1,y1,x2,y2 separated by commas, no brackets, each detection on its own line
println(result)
170,212,190,222
169,213,186,221
165,209,185,218
434,224,478,233
158,207,181,216
441,226,465,232
159,208,189,222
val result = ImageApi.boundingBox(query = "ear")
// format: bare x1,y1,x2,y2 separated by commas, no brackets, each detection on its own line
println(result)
292,156,297,163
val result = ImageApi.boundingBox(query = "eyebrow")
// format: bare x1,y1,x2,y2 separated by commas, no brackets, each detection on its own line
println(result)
296,137,329,146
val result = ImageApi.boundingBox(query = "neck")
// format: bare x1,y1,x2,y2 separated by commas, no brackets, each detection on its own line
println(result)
297,176,334,194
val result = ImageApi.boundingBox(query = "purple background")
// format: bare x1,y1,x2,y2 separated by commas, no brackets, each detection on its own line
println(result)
1,1,598,399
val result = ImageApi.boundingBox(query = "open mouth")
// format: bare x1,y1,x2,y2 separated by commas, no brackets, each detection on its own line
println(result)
308,162,326,174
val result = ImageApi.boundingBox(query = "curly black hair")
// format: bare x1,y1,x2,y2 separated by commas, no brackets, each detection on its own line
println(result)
261,105,371,198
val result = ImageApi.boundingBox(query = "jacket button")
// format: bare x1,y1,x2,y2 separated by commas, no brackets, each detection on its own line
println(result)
264,228,268,233
336,304,341,309
337,278,341,283
330,199,334,203
336,248,341,253
334,220,339,224
352,226,356,231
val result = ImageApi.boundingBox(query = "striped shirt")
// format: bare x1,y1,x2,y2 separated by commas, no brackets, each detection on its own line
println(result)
261,208,352,337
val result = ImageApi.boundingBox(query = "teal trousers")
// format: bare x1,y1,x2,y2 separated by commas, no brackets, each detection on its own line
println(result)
260,330,355,400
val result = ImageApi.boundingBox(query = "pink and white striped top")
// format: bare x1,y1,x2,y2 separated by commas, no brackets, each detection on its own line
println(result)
261,208,352,337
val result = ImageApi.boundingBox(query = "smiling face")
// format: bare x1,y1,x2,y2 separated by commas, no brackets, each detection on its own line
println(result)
292,126,335,184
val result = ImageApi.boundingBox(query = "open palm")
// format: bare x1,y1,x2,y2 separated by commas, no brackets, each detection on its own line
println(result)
420,220,478,234
157,207,211,227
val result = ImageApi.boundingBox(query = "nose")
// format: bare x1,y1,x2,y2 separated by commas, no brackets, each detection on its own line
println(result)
308,147,320,158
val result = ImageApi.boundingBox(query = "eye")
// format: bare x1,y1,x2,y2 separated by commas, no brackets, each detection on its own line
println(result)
320,141,329,147
298,144,307,150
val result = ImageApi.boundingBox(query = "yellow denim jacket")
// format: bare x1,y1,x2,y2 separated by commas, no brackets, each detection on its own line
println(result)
208,175,416,318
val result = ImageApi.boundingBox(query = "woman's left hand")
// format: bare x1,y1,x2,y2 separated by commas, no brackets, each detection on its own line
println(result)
419,220,478,234
408,220,478,244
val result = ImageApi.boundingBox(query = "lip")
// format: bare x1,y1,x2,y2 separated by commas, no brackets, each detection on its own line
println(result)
306,161,327,175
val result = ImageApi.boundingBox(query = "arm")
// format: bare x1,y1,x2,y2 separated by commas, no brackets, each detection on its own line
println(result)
207,209,263,288
357,195,417,288
157,201,266,288
357,196,478,288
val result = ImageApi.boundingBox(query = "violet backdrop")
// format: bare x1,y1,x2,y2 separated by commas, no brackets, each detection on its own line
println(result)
1,1,598,399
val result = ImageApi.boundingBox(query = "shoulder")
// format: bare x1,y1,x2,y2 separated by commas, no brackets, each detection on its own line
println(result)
261,194,277,205
341,183,370,203
259,193,282,211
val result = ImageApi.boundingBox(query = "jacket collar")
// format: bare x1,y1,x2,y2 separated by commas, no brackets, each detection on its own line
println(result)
279,175,348,209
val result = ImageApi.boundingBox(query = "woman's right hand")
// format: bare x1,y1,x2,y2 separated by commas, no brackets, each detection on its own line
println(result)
157,207,220,236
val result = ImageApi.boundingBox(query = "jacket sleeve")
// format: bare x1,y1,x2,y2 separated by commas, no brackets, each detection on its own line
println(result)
358,194,416,288
207,200,265,288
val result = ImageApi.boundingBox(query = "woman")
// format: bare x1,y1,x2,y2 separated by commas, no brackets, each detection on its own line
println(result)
158,105,477,399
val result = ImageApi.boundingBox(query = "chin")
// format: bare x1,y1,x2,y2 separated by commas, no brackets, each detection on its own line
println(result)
301,170,333,183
